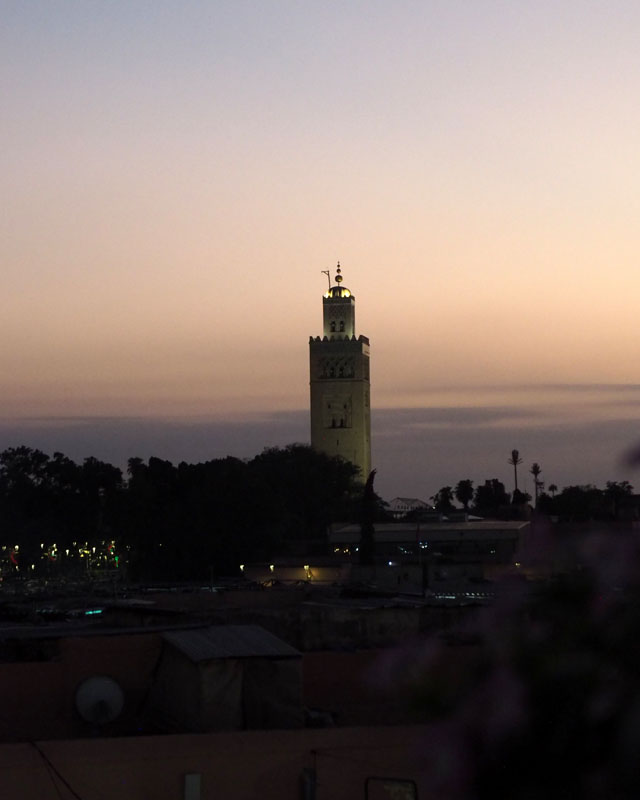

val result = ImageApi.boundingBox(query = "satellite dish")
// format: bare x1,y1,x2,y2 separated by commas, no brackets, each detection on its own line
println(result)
75,676,124,724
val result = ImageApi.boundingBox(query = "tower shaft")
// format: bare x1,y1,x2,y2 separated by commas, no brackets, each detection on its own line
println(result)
309,265,371,480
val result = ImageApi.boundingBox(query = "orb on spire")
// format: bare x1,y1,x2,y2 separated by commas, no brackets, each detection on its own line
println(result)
324,261,351,299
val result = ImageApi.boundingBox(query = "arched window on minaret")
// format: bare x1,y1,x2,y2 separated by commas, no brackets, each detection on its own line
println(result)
330,321,336,333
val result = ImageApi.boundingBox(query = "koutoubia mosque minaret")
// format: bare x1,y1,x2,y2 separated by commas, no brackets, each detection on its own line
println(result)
309,263,371,480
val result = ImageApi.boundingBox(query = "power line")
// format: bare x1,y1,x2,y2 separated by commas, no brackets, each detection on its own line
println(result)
30,742,86,800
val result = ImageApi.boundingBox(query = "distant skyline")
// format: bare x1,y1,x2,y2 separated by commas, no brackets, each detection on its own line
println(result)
3,2,640,499
1,383,639,502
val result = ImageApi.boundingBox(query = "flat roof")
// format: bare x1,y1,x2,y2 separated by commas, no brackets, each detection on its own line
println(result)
332,521,529,533
329,521,528,543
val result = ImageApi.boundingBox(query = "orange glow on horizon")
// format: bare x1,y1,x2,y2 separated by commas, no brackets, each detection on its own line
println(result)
4,3,640,426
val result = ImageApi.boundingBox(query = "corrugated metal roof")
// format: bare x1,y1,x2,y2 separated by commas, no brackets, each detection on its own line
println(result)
162,625,301,662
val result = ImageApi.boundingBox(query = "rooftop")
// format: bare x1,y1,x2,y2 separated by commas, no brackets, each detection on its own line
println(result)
162,624,301,662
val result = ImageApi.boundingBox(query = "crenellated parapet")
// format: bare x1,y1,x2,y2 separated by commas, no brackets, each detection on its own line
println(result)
309,334,369,345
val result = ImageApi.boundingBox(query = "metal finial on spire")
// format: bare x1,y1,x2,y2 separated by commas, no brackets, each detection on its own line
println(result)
335,261,342,284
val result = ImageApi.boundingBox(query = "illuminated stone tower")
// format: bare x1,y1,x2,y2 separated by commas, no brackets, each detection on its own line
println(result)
309,264,371,480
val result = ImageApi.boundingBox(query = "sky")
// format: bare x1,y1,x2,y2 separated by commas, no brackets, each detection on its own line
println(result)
3,1,640,500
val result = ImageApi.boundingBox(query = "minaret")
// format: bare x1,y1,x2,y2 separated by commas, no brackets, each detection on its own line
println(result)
309,263,371,480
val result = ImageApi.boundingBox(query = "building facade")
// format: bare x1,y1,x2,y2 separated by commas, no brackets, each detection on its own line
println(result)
309,264,371,480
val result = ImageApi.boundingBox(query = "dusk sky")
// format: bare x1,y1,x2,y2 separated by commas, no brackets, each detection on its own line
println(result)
3,1,640,500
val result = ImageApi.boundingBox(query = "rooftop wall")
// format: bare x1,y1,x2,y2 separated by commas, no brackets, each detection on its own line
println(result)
1,725,433,800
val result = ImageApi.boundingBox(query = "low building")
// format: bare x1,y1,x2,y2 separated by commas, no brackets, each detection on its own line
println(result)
243,520,528,599
150,625,303,732
329,520,528,563
388,497,431,519
328,519,529,595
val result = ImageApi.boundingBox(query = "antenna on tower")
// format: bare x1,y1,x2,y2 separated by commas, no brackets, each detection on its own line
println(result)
321,270,331,290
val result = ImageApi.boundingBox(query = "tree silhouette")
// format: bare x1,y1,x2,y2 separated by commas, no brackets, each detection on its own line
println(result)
454,479,474,511
550,485,602,521
604,480,633,521
530,463,542,508
0,443,365,581
474,479,510,518
512,488,531,507
548,483,558,498
431,486,454,514
359,469,377,565
508,449,523,492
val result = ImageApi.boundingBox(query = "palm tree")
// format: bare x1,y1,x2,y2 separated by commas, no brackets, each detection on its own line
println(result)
508,449,523,492
548,484,558,498
530,463,542,507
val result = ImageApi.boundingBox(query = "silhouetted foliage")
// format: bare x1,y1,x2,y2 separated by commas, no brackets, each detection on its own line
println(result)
381,528,640,798
359,470,377,565
0,447,124,571
535,481,636,522
0,444,367,581
511,488,531,507
530,462,542,507
431,486,455,514
473,479,511,517
508,449,523,492
454,479,474,511
604,480,633,521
